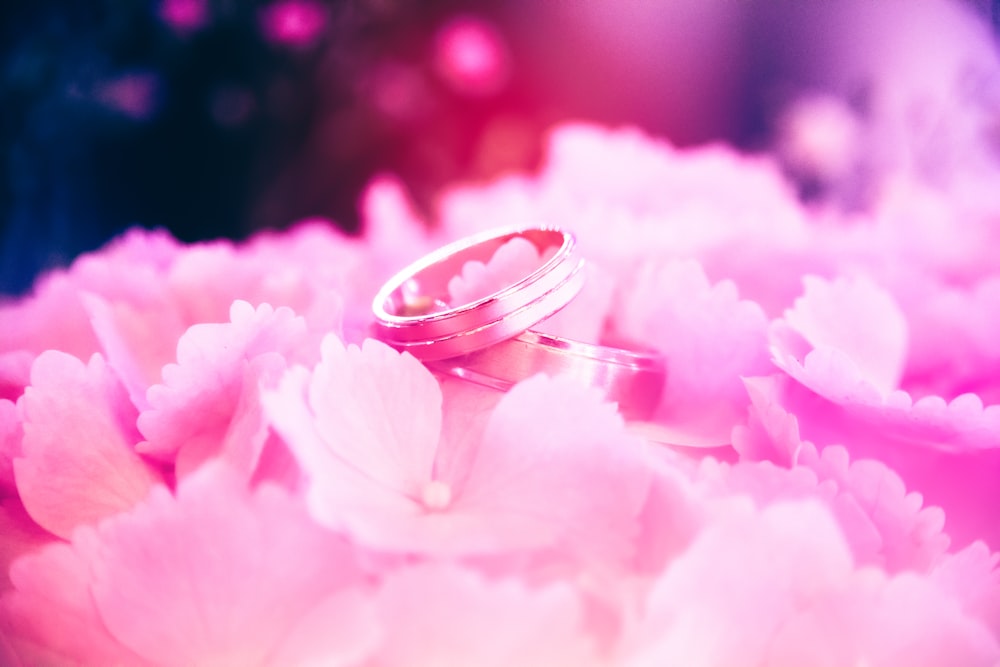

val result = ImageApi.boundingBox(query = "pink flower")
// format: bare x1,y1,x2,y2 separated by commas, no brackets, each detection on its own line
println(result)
265,335,651,566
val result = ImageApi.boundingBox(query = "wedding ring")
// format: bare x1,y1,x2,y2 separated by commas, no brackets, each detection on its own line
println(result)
371,226,668,420
427,330,666,420
372,226,584,361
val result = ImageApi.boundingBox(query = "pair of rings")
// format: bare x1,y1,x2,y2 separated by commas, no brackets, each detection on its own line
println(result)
371,227,666,420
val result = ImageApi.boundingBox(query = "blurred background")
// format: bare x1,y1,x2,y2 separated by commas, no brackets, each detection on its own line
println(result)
2,0,999,294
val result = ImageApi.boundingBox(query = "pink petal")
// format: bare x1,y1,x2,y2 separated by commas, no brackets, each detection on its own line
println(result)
371,562,600,666
431,374,503,491
84,463,372,665
771,327,1000,450
0,351,32,402
438,174,540,241
164,224,351,343
931,542,1000,637
305,336,442,498
264,336,438,540
1,541,147,666
624,500,998,667
454,373,650,563
766,571,999,667
732,375,805,466
800,443,950,571
616,259,772,446
265,589,378,666
897,274,1000,404
137,301,309,480
0,500,51,592
360,174,436,270
623,500,855,666
734,377,952,571
0,228,182,365
84,292,188,410
631,460,704,577
269,337,650,563
781,274,908,394
0,399,21,497
760,353,1000,548
14,351,162,538
0,274,101,363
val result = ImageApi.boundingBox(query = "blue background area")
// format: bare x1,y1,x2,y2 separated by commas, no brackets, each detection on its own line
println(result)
3,0,999,295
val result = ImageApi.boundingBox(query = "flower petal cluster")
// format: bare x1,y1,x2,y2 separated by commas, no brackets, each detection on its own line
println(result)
2,119,1000,664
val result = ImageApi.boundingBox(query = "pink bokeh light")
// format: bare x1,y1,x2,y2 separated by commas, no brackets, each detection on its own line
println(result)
158,0,209,34
94,72,161,120
433,16,510,96
259,0,328,49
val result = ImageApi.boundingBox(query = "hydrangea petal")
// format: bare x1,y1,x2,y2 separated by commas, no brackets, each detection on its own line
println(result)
14,351,162,538
0,399,21,497
782,275,908,394
734,378,951,570
85,463,372,666
305,336,442,498
623,500,997,667
623,500,855,667
771,327,1000,450
0,500,51,592
765,571,1000,667
931,541,1000,636
370,563,600,667
164,223,350,343
0,351,33,402
137,301,309,480
799,444,950,571
1,541,148,666
0,227,180,367
264,589,378,667
616,259,772,446
84,292,187,410
269,338,649,562
760,352,1000,548
897,274,1000,404
263,338,432,539
456,374,650,563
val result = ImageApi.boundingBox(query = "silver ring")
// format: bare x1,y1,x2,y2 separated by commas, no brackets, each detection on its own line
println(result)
371,226,584,361
426,329,666,420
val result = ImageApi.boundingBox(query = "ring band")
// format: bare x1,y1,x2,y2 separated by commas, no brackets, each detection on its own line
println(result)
426,330,666,420
371,227,584,361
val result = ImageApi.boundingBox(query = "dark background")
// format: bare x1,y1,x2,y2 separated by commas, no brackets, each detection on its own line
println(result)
2,0,999,295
